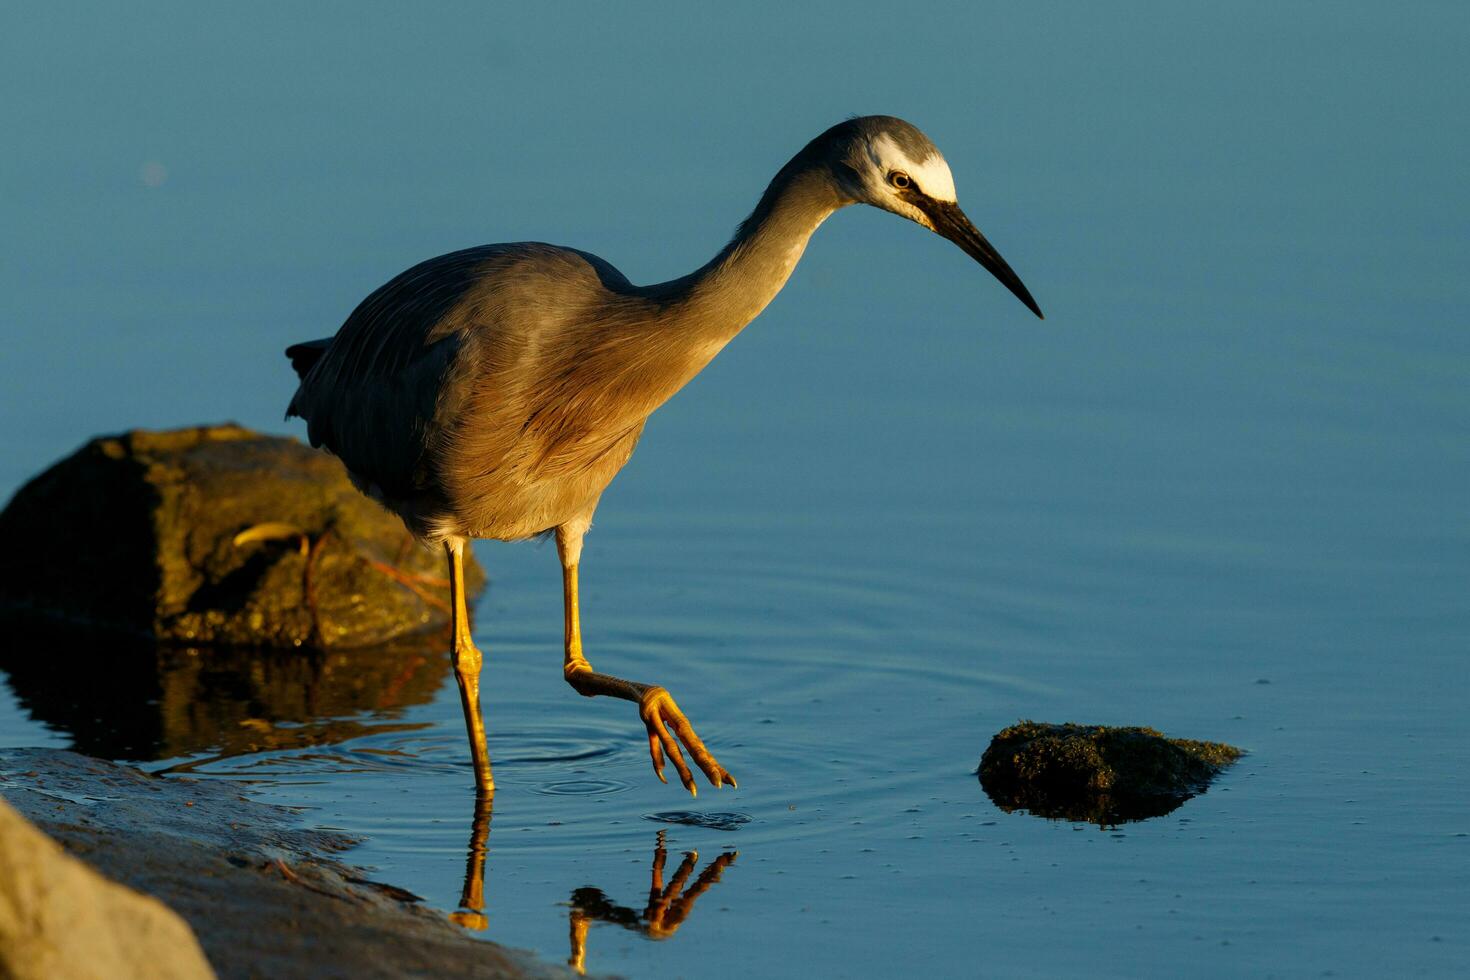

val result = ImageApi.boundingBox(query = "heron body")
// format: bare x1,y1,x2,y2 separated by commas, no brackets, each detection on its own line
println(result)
286,116,1041,797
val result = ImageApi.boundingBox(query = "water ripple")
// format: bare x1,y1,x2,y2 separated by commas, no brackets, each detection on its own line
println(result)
496,739,621,766
535,777,634,797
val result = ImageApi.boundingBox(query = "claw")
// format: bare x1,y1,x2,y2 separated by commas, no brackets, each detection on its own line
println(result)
638,687,730,794
648,731,668,784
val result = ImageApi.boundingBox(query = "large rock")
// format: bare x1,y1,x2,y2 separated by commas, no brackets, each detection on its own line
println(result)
1,751,540,980
0,425,485,648
0,795,215,980
979,720,1242,825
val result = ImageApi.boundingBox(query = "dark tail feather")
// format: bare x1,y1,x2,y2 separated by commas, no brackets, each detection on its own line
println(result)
286,338,333,380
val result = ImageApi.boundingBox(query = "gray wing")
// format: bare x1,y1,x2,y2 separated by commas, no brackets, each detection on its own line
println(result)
285,244,517,502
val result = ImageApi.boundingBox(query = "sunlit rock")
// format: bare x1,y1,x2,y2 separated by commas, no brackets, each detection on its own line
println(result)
979,720,1241,825
1,750,536,978
0,425,485,648
0,795,215,980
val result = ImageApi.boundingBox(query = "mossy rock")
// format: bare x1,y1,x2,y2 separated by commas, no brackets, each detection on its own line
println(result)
979,720,1242,825
0,425,485,648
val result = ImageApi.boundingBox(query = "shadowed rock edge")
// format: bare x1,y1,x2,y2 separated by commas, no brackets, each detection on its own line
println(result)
0,425,486,648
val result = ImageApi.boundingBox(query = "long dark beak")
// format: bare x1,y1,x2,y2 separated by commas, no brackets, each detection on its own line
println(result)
924,201,1043,319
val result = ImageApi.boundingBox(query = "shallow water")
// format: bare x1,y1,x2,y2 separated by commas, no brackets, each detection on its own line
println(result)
3,490,1467,976
3,3,1468,977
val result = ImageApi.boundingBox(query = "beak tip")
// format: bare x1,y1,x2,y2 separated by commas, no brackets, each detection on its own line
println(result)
928,203,1042,323
1014,289,1043,320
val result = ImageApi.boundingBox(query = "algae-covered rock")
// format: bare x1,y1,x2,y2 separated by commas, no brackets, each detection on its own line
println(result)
0,425,485,648
979,720,1242,825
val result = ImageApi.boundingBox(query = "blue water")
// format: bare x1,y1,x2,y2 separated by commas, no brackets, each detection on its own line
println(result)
2,3,1467,976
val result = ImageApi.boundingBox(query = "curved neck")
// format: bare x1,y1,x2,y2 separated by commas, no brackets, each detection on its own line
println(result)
646,163,847,344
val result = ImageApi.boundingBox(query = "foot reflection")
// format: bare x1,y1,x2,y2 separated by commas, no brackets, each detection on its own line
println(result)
445,794,738,973
567,830,738,974
447,795,737,976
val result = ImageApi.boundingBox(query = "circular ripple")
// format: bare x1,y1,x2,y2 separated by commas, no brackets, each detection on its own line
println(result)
534,777,634,796
643,810,753,831
498,742,620,766
494,727,624,768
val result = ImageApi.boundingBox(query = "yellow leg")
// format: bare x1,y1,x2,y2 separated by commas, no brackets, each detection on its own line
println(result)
556,522,735,795
446,538,493,795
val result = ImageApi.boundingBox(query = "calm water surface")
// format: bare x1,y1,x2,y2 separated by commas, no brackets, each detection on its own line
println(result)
2,3,1467,977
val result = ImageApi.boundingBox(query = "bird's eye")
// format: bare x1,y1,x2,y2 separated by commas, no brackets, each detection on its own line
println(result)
888,171,912,190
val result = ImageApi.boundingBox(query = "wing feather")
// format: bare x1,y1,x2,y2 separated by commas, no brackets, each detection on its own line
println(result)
285,241,635,515
286,245,515,501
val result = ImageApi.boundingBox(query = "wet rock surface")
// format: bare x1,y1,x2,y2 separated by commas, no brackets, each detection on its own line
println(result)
979,720,1242,825
0,749,555,980
0,425,484,648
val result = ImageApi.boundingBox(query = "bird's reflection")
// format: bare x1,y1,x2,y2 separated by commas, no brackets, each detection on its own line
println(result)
565,831,737,974
2,617,739,975
449,791,494,931
0,618,447,762
447,793,737,976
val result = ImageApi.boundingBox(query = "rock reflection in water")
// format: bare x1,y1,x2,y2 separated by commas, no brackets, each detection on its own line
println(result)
5,618,742,974
981,781,1195,826
0,620,446,762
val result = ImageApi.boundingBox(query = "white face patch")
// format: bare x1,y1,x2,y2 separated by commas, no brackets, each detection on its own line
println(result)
865,134,958,203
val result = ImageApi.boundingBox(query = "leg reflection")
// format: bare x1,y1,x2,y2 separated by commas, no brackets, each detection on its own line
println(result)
449,790,493,930
568,910,591,976
567,830,738,974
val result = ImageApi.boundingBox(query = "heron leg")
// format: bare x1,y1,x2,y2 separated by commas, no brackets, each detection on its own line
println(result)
446,537,494,794
556,522,735,795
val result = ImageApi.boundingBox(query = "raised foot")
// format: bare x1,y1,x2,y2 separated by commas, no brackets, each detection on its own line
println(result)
639,687,736,795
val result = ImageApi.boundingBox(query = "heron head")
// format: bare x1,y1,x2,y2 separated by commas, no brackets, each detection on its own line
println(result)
830,116,1042,319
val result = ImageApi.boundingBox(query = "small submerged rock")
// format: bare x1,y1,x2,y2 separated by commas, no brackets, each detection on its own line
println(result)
0,425,485,648
979,720,1242,825
644,811,753,832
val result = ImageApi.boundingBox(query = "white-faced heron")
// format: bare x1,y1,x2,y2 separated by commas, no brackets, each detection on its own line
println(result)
285,115,1042,798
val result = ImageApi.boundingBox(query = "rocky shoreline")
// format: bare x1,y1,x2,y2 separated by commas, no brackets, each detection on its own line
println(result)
0,749,563,980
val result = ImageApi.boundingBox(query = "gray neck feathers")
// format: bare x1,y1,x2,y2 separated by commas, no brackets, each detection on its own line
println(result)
648,155,848,344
